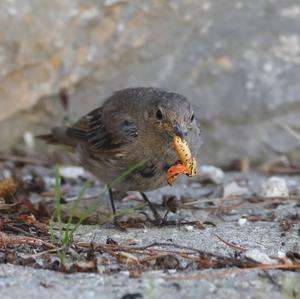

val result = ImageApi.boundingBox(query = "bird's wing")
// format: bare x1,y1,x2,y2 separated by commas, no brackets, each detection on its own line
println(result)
66,106,138,153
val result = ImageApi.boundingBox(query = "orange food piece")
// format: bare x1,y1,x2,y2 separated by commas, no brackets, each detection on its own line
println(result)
173,136,197,176
167,162,189,185
186,157,197,176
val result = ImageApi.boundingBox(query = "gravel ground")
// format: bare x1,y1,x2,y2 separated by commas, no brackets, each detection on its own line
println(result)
1,262,299,299
0,170,299,299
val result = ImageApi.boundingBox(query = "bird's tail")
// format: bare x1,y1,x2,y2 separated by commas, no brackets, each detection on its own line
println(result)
36,127,78,147
36,133,59,144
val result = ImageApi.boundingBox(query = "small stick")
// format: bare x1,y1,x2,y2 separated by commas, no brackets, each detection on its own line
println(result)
277,122,300,141
0,232,56,249
214,233,247,252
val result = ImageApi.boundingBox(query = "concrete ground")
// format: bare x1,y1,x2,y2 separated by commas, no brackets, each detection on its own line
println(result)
0,171,299,299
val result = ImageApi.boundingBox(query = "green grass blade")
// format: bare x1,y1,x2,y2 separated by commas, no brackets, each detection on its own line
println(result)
69,160,145,234
65,182,90,235
54,165,62,238
52,160,145,265
107,160,145,190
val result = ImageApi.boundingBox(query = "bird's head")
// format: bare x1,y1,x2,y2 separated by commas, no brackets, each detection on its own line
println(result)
144,91,196,140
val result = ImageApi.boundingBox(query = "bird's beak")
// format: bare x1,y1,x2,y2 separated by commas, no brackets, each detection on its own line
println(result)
174,123,187,139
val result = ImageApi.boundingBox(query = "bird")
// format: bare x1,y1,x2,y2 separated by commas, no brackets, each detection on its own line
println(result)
39,87,202,225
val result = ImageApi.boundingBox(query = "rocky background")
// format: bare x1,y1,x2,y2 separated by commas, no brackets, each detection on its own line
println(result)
0,0,299,165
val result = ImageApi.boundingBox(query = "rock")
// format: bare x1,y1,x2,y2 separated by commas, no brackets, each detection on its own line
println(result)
261,176,289,198
198,165,225,184
238,218,247,226
245,249,277,265
184,225,194,232
22,131,35,153
59,166,86,180
223,181,250,198
277,251,286,259
0,1,300,166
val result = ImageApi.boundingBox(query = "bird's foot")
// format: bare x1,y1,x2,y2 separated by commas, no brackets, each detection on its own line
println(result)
140,211,171,226
112,217,127,231
140,192,165,225
140,212,164,226
140,211,217,228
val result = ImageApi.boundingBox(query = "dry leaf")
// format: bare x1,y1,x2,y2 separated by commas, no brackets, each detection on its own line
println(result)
0,177,17,199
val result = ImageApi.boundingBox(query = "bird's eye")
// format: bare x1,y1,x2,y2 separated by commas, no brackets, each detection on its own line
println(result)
190,113,195,122
156,109,163,120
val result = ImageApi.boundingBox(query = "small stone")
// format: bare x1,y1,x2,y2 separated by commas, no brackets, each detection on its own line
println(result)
184,225,194,231
43,176,56,188
202,2,211,11
261,176,289,198
23,131,35,152
238,218,247,226
198,165,225,184
280,5,300,18
3,169,12,178
278,251,286,259
263,62,273,72
121,271,130,276
223,181,250,198
59,166,86,179
245,249,277,264
104,0,127,6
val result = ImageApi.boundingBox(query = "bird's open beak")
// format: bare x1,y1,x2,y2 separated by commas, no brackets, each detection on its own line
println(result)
174,123,187,139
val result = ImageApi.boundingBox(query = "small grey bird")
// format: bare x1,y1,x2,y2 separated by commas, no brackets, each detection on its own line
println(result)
40,87,202,224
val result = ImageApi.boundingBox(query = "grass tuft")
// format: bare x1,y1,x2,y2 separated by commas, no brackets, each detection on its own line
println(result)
52,161,145,265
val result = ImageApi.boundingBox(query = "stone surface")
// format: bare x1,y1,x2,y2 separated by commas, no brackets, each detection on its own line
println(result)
1,164,300,298
0,0,300,165
1,264,300,299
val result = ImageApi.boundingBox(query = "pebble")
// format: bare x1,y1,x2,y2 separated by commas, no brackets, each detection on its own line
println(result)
23,131,35,153
198,165,225,184
245,249,277,264
184,225,194,232
261,176,289,197
238,218,247,226
223,181,250,198
59,166,86,179
277,251,286,259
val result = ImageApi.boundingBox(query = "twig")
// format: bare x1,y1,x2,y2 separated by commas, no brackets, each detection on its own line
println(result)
277,122,300,141
4,224,34,237
132,242,206,254
0,202,19,211
31,248,62,257
76,241,236,261
0,232,56,249
214,233,247,252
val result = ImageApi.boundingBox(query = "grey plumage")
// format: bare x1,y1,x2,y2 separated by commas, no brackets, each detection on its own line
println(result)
41,87,202,192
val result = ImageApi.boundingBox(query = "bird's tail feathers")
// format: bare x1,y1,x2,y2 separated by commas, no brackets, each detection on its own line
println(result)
36,126,78,147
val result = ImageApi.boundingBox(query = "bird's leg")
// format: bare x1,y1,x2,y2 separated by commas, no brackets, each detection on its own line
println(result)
108,187,122,228
140,192,163,225
108,187,116,214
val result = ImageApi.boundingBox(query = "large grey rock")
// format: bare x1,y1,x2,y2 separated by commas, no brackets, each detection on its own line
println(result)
0,0,299,165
